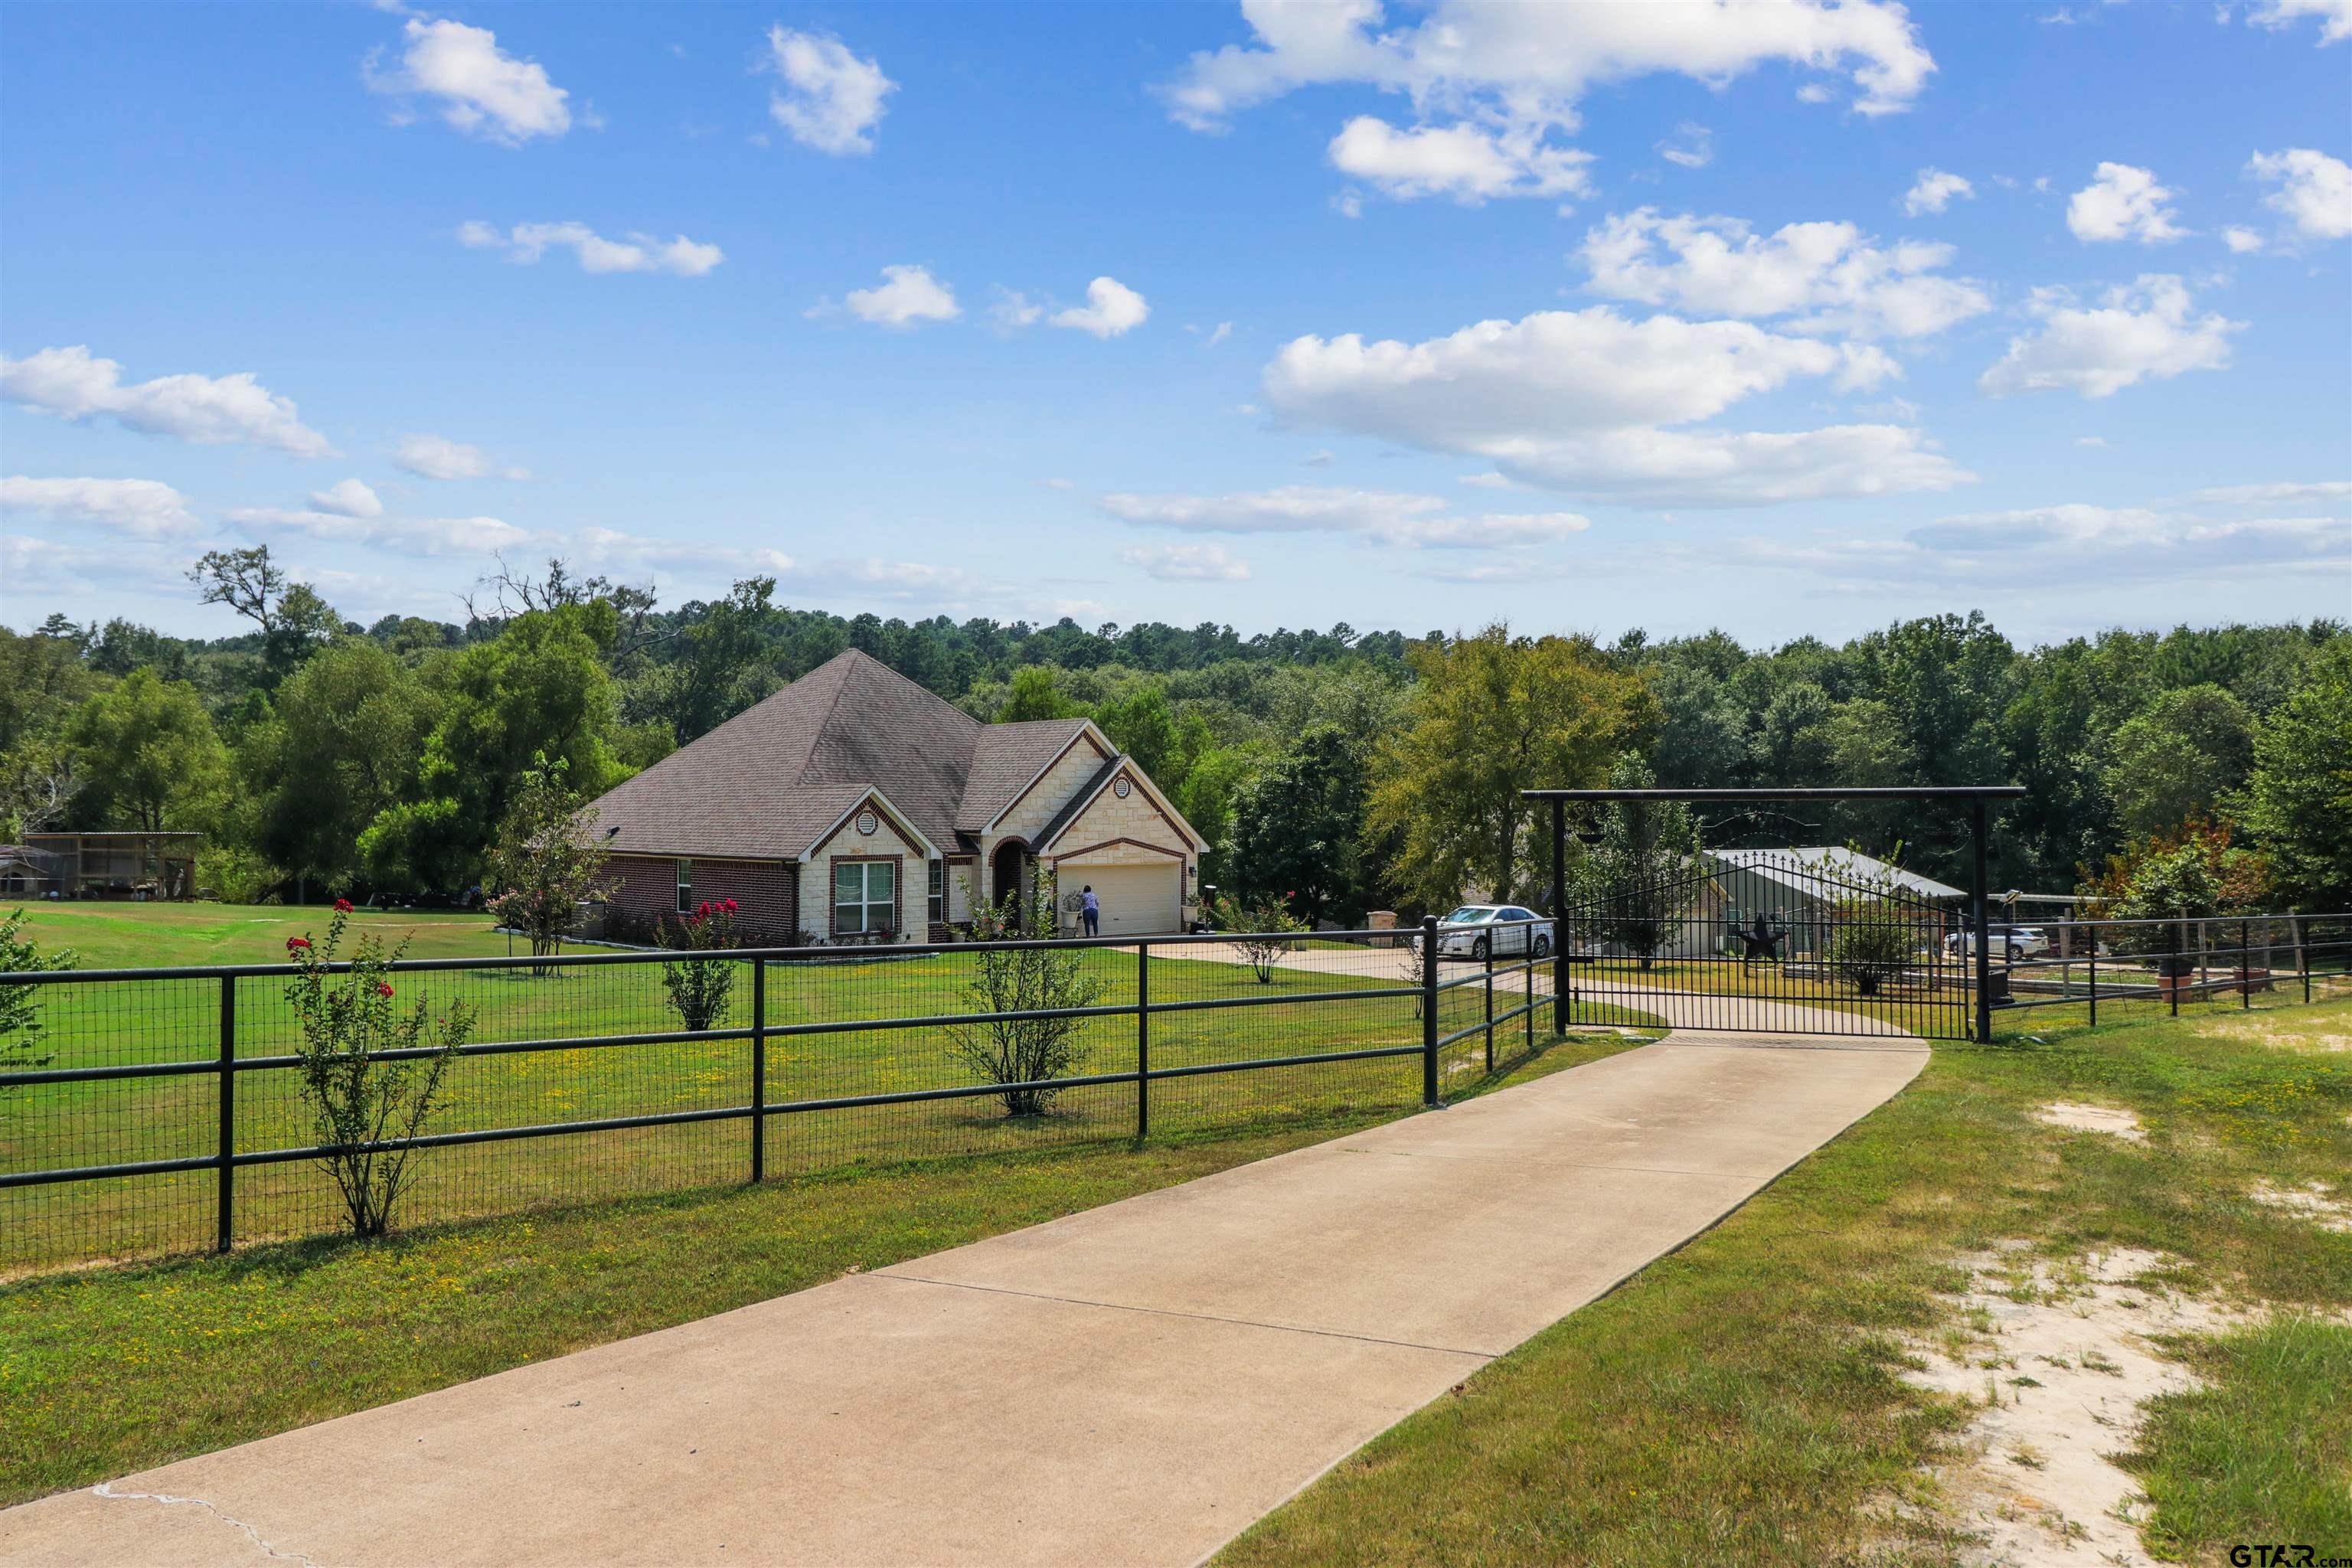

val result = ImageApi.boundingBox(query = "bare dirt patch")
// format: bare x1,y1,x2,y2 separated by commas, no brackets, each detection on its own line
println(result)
1901,1246,2254,1566
2249,1180,2352,1233
2034,1101,2146,1141
2197,1014,2352,1053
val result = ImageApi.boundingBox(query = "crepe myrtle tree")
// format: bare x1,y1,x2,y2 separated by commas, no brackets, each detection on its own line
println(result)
485,753,611,963
284,900,475,1238
1207,890,1308,984
661,898,741,1032
948,884,1104,1117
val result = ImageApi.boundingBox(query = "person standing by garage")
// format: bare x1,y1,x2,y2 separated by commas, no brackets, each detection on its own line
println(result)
1080,884,1100,937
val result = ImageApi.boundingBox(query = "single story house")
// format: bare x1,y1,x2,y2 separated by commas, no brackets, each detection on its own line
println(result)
585,648,1207,945
1704,848,1963,959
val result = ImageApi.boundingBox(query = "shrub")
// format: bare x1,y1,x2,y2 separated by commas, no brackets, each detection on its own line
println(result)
948,888,1103,1117
2,908,77,1083
1207,890,1308,983
660,900,740,1032
1824,898,1921,997
283,901,475,1237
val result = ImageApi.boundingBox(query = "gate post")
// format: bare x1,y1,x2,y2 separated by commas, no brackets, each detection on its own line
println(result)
1970,798,1992,1044
1135,941,1150,1141
217,974,236,1254
1550,798,1567,1035
749,956,766,1184
1421,916,1439,1107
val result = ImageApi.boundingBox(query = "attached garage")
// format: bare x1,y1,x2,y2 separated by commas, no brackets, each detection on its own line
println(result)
1061,861,1181,936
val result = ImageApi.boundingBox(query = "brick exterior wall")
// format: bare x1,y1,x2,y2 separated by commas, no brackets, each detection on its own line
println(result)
804,795,927,945
605,854,797,946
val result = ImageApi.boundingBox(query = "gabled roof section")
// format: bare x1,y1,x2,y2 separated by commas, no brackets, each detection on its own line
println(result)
586,649,982,861
1034,754,1209,855
1709,847,1965,901
957,719,1100,834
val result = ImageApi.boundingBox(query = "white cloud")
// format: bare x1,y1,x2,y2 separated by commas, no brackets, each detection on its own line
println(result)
2223,225,2268,253
3,533,194,599
1100,485,1590,548
1458,472,1514,488
1050,276,1150,338
991,289,1044,331
2248,147,2352,239
1796,82,1835,103
1328,116,1592,203
2067,162,2187,243
575,526,797,577
2243,0,2352,42
1122,543,1253,581
368,18,571,144
1978,275,2242,399
1657,122,1711,169
842,265,959,328
1304,449,1336,467
0,345,333,456
764,28,894,155
308,479,383,518
459,220,723,275
1164,0,1936,131
0,475,201,538
2190,479,2352,504
1206,322,1234,346
1259,305,1961,505
228,508,531,556
395,433,531,480
2074,436,2109,448
1903,168,1973,216
1579,209,1992,338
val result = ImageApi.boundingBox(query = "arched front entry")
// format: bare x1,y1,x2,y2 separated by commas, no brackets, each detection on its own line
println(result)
988,839,1031,926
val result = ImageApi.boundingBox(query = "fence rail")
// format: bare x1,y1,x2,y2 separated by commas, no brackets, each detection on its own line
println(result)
1972,911,2352,1032
1,919,1581,1276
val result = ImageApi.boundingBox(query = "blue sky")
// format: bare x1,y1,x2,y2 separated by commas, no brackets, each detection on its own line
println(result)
3,0,2347,648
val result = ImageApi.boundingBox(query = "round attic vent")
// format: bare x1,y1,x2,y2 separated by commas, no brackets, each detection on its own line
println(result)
1112,775,1132,799
855,810,878,836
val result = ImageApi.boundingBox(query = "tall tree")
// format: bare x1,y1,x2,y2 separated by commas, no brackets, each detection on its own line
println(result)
1366,625,1654,910
65,669,229,832
2101,684,2255,839
2237,639,2352,911
240,639,441,892
1229,723,1374,923
359,604,629,892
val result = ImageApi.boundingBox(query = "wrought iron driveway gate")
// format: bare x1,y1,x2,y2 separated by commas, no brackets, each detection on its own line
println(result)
1524,786,2028,1043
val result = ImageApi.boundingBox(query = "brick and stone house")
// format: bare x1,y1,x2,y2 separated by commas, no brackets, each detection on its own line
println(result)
586,649,1207,944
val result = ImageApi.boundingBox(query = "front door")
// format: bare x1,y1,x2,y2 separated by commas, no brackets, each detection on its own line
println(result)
989,841,1028,926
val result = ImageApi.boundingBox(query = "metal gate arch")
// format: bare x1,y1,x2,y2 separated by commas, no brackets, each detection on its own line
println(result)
1523,786,2027,1044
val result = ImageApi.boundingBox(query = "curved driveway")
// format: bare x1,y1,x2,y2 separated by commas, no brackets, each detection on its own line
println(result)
2,957,1928,1568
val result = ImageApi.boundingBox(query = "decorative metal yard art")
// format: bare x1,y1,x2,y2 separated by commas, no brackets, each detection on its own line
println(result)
1521,786,2029,1043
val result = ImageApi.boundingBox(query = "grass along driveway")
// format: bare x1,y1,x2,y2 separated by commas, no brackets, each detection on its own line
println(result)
3,920,1626,1273
0,1019,1659,1508
1218,998,2352,1566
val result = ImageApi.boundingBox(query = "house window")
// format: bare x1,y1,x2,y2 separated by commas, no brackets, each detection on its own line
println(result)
834,859,896,936
928,859,945,926
675,859,693,914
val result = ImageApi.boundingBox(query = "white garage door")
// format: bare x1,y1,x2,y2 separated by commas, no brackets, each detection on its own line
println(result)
1067,864,1181,936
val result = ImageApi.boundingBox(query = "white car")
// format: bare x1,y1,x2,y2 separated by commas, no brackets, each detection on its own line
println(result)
1422,905,1553,961
1948,926,2053,961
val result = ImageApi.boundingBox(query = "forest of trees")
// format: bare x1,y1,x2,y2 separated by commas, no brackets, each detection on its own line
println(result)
4,545,2347,923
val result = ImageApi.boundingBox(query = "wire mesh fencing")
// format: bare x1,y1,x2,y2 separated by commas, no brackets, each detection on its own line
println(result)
1,920,1570,1276
1982,912,2352,1038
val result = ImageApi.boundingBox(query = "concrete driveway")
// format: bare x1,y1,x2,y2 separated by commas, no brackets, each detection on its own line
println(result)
2,980,1927,1568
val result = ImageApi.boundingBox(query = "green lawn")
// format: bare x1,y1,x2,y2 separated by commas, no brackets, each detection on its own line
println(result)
2,904,1600,1274
0,1022,1655,1506
8,900,516,969
1219,998,2352,1566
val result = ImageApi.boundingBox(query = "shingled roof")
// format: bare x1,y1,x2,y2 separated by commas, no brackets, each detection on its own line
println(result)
585,649,1101,862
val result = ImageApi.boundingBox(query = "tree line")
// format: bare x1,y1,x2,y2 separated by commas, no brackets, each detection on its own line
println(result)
3,545,2345,922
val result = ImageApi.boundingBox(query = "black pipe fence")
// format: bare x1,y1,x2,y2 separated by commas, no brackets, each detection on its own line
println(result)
1,919,1582,1276
1973,910,2352,1034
